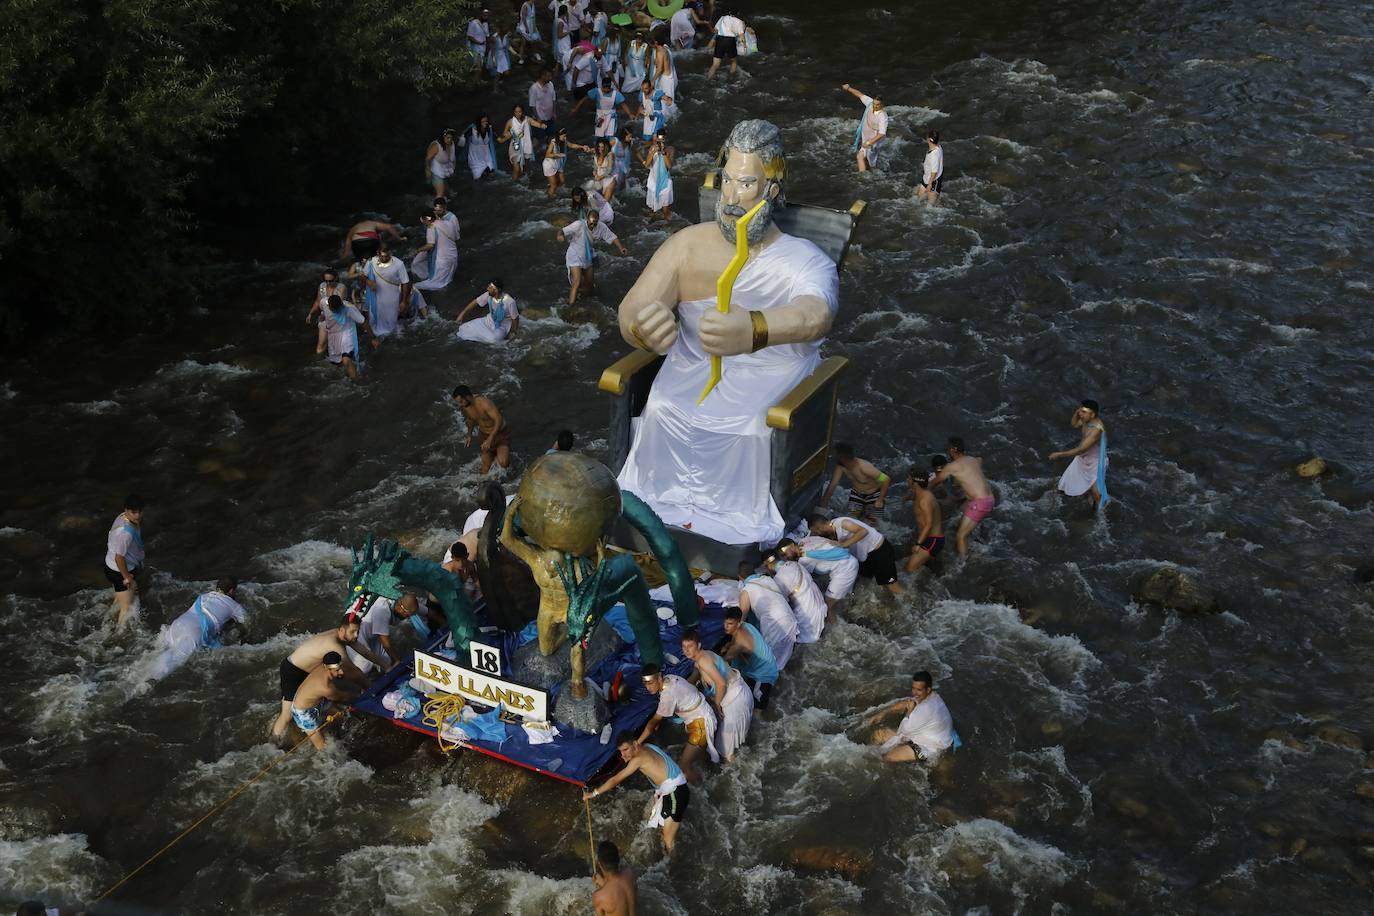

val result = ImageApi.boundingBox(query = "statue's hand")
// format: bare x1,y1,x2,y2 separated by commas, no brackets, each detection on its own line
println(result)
630,301,678,354
349,536,409,602
699,305,753,356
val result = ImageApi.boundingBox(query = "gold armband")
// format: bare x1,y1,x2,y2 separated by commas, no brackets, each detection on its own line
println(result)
748,310,769,353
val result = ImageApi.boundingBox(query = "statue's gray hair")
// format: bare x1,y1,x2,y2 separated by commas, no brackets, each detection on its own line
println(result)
722,119,787,204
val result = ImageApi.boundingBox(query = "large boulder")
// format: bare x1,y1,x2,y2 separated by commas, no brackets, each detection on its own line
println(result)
1135,567,1219,614
787,846,872,881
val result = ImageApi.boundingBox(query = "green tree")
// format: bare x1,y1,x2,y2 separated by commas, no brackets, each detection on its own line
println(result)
0,0,478,343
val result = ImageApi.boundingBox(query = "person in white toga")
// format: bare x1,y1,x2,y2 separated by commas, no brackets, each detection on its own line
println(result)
864,670,957,763
917,130,945,200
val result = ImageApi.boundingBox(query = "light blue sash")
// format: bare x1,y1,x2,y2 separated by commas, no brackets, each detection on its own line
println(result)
364,261,379,327
490,295,507,326
193,595,222,649
1097,431,1111,508
851,100,873,154
524,3,539,39
122,522,144,550
647,743,683,783
580,218,594,264
805,546,849,562
649,150,670,194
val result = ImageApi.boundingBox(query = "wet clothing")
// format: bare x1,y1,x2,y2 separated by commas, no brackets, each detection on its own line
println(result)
279,658,310,701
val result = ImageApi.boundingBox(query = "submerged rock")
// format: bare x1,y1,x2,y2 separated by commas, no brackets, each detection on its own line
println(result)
787,845,872,881
1313,724,1365,751
1295,457,1328,479
1135,567,1219,614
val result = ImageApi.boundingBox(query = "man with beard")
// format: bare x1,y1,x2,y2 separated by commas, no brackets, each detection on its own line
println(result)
615,120,839,545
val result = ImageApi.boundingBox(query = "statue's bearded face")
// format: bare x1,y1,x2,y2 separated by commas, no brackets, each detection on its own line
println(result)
716,149,777,247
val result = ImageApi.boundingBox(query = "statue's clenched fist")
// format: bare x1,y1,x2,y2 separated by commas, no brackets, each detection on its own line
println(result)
628,300,679,354
699,306,753,356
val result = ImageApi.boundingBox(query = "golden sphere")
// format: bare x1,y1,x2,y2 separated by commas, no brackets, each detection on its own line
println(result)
516,453,622,556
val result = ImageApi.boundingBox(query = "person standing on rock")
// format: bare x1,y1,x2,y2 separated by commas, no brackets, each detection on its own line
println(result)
452,385,512,474
584,733,691,857
1049,399,1109,510
635,663,719,783
591,840,637,915
864,670,956,764
928,436,995,555
104,493,146,625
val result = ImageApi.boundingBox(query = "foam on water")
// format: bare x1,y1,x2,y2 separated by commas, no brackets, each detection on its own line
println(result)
0,834,112,906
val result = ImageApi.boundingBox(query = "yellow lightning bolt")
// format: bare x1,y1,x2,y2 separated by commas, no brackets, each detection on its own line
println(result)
698,197,768,404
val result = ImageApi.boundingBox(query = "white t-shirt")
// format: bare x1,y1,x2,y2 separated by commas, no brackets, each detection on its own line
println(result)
833,516,884,561
467,19,490,48
859,95,888,145
190,590,249,628
656,674,710,724
571,51,596,88
897,692,955,761
347,596,393,671
923,145,945,184
528,80,556,122
105,514,145,570
715,15,745,37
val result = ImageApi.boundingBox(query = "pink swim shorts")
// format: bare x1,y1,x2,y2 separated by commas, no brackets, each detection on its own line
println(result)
964,496,996,524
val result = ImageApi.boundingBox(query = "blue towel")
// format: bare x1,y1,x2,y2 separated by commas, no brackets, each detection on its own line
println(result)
466,707,509,744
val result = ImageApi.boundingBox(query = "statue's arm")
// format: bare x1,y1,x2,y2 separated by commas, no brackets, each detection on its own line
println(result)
617,231,684,353
621,491,699,630
395,556,479,651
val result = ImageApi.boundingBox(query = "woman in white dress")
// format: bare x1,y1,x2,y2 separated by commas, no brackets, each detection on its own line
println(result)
622,32,649,103
588,137,618,199
424,127,459,197
542,127,592,199
487,26,513,89
498,104,546,181
410,211,460,292
611,127,635,196
553,5,573,67
455,279,521,343
462,115,500,179
640,130,674,222
1050,400,1109,509
515,0,541,62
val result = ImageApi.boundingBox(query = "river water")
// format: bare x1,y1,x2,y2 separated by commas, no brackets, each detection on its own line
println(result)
3,0,1373,912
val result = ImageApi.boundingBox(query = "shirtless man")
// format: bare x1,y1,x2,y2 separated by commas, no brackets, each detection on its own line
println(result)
340,218,404,266
720,607,779,711
270,618,382,740
903,468,944,573
452,385,511,473
928,436,995,555
592,840,637,916
584,734,690,856
821,442,890,523
635,663,718,783
291,651,360,750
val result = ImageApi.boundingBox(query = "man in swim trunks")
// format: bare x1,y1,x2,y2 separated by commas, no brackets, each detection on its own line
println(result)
820,442,890,523
928,436,995,555
592,840,637,916
808,514,904,595
635,663,719,783
864,669,956,764
584,733,690,856
720,607,779,711
270,618,381,740
340,218,404,266
291,650,360,750
902,467,944,573
705,7,746,80
452,384,512,474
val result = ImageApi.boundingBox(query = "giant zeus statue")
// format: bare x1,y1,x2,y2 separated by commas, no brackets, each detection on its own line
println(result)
615,119,840,546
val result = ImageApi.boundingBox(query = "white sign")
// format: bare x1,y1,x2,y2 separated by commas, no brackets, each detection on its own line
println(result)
469,641,503,675
413,650,548,722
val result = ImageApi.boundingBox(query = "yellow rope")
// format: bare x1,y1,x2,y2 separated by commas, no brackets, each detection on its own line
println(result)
421,693,467,752
92,710,343,905
583,794,597,877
